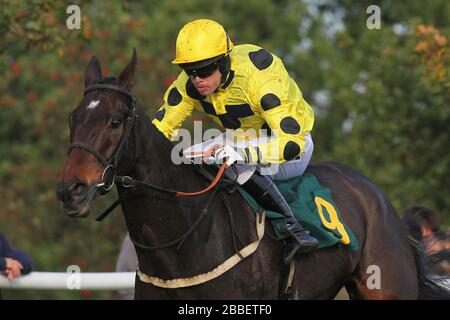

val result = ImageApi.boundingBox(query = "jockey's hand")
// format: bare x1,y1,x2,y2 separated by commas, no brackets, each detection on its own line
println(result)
4,257,23,280
202,144,224,164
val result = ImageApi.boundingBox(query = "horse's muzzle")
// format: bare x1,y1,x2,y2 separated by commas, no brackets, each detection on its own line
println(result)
56,180,99,217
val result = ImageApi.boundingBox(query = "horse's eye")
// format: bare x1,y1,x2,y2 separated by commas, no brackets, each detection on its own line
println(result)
112,117,123,129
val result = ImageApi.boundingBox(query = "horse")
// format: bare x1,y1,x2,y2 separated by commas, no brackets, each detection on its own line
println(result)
56,50,447,299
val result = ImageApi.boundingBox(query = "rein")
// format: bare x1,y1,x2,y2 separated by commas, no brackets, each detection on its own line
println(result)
114,162,227,197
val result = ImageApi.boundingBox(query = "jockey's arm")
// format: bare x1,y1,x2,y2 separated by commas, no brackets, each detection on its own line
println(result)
238,72,314,164
248,105,307,164
152,75,196,141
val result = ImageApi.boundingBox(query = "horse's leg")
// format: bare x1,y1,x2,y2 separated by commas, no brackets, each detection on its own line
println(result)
345,200,419,300
287,246,359,300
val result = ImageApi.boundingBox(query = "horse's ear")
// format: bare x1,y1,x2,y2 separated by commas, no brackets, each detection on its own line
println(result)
118,48,137,90
85,56,102,88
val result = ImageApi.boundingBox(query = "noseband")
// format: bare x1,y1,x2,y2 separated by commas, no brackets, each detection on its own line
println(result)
68,83,137,193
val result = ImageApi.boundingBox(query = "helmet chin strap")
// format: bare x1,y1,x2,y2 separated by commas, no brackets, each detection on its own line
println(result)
218,34,232,84
220,71,229,84
219,55,232,84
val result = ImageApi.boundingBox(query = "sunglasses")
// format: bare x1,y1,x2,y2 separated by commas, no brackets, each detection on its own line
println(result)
184,61,219,79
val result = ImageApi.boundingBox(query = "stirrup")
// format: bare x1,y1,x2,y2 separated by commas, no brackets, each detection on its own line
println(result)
286,227,318,249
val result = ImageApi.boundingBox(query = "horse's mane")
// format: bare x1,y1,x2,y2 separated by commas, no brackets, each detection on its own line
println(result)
138,103,177,153
130,90,203,179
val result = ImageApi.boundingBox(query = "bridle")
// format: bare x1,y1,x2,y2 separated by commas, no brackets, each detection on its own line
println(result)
68,83,138,194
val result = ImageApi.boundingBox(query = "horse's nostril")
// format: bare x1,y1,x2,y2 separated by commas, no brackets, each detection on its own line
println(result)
69,182,88,197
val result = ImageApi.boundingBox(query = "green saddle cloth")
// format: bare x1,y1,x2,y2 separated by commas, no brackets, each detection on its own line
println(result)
237,173,358,251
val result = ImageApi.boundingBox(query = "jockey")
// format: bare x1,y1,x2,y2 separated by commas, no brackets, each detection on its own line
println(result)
152,19,318,264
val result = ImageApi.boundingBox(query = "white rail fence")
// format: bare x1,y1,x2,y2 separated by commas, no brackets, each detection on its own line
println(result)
0,272,135,290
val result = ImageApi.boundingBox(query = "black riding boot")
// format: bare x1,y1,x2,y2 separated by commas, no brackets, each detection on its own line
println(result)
241,170,319,264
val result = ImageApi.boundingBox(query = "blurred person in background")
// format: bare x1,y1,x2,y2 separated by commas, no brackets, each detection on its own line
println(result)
0,233,33,280
0,233,33,299
114,233,138,300
403,206,450,276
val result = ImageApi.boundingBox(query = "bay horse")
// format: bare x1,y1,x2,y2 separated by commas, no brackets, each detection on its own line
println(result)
56,50,447,299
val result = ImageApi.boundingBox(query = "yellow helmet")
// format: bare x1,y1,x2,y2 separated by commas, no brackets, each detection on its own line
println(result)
172,19,233,66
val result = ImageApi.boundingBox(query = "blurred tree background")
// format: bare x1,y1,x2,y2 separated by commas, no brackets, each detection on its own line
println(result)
0,0,448,299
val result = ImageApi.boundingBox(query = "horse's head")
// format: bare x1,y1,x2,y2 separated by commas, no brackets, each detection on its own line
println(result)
56,50,137,217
